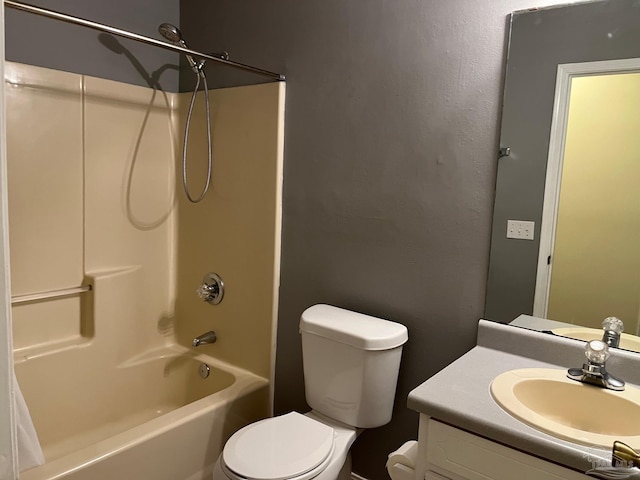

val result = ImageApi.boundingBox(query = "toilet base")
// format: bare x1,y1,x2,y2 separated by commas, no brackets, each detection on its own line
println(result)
336,452,352,480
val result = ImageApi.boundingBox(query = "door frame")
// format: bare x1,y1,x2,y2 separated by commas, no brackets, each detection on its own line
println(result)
533,57,640,317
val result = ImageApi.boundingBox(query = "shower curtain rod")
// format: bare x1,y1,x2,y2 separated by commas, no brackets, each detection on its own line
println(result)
4,0,285,81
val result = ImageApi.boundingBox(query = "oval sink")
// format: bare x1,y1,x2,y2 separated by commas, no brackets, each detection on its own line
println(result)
491,368,640,447
552,327,640,353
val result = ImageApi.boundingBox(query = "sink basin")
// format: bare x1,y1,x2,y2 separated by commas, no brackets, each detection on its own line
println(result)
552,327,640,353
491,368,640,447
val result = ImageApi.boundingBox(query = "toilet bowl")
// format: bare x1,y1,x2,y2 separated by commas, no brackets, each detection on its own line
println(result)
212,304,408,480
212,411,358,480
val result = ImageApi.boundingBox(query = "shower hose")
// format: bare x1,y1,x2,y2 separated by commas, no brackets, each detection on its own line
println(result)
182,71,212,203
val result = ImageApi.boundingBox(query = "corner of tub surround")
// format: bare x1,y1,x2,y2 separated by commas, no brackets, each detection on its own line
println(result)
4,61,83,94
477,319,640,385
83,74,179,110
4,60,180,110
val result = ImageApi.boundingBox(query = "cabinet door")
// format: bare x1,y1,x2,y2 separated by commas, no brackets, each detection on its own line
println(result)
426,420,590,480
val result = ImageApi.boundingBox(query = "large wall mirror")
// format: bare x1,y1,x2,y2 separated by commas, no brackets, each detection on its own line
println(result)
485,0,640,351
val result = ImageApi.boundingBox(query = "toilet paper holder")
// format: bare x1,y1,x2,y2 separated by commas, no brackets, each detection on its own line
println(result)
386,440,418,480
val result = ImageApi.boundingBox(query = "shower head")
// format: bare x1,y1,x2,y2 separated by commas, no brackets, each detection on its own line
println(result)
158,23,184,45
158,23,203,76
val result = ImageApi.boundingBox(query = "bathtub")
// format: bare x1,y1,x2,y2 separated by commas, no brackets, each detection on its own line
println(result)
15,345,269,480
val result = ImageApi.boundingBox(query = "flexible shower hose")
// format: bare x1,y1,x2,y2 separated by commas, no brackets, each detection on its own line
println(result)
182,71,212,203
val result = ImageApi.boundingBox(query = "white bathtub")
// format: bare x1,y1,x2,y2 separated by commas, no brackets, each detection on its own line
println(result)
15,345,269,480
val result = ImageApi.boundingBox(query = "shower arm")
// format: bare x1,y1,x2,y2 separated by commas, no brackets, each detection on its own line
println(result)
4,0,285,82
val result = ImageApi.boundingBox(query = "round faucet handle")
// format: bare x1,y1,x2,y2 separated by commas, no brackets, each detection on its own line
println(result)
585,340,610,364
196,284,213,299
602,316,624,334
196,272,224,305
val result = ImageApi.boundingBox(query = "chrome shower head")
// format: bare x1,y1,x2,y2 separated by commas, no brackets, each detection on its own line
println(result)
158,23,203,76
158,23,184,45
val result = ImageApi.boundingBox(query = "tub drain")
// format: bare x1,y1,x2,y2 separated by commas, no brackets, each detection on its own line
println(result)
199,363,210,379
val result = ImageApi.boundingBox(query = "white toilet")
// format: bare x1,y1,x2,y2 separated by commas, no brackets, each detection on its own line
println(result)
212,304,408,480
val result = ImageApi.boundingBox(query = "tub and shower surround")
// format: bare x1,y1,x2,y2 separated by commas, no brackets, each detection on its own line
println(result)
6,61,284,479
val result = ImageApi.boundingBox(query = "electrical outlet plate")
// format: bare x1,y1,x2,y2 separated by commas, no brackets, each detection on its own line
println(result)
506,220,535,240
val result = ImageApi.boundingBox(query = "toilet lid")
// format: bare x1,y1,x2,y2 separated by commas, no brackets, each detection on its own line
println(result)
223,412,335,480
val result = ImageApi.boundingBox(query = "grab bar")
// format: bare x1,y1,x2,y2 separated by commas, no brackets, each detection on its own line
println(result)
11,285,92,305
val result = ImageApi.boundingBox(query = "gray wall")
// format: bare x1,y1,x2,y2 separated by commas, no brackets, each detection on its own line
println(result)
484,0,640,323
5,0,181,91
179,1,560,479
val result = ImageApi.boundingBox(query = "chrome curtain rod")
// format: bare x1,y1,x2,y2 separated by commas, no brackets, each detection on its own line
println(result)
4,0,285,81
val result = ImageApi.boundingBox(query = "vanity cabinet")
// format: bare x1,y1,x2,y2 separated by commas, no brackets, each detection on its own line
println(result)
417,415,590,480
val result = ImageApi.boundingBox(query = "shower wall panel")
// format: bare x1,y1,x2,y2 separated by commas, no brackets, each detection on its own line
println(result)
83,76,177,357
5,63,84,351
173,83,284,380
6,62,177,356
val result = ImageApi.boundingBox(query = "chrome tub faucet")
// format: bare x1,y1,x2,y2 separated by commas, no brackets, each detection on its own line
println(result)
192,330,217,347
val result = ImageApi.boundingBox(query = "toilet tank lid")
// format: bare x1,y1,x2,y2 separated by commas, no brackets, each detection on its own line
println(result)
300,304,408,350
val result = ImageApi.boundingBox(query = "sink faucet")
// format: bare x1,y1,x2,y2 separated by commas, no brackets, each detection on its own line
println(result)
567,339,625,391
601,316,624,349
192,330,217,347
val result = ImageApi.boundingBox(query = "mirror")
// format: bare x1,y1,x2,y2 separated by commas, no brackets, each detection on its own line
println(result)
484,0,640,351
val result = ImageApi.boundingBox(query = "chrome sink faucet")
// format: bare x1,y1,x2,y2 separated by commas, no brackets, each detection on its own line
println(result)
567,340,625,391
192,330,217,347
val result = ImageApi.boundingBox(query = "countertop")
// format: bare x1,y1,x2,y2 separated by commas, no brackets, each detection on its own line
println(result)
407,319,640,474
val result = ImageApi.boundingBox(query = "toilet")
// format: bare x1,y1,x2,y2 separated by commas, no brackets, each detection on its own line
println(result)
212,304,408,480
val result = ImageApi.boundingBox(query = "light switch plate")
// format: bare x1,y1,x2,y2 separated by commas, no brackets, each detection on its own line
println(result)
506,220,535,240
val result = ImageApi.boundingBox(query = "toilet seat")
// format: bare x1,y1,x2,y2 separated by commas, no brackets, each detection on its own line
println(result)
222,412,335,480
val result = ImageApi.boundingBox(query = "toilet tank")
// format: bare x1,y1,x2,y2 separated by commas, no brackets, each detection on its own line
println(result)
299,304,408,429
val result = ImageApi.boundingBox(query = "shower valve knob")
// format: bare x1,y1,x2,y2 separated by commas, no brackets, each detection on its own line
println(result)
197,272,224,305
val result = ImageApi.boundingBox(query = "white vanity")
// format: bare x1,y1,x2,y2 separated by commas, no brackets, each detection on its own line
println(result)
397,320,640,480
418,418,587,480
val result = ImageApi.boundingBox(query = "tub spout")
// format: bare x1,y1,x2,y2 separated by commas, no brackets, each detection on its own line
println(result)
192,331,217,347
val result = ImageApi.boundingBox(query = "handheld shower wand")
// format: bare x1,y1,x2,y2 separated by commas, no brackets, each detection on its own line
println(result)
158,22,213,203
158,23,204,75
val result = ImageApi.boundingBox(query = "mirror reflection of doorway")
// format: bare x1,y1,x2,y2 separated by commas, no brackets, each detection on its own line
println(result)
535,63,640,334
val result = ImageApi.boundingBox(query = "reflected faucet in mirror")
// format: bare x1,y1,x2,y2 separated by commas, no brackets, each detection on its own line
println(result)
602,317,624,349
511,315,640,354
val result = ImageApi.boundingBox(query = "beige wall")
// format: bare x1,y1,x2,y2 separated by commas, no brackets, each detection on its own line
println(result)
548,73,640,332
6,62,283,380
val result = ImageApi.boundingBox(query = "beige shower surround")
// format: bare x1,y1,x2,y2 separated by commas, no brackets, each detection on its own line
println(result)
6,61,284,379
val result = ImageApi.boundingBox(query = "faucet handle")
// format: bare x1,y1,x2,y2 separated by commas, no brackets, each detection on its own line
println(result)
196,272,224,305
602,317,624,334
585,340,610,365
602,317,624,348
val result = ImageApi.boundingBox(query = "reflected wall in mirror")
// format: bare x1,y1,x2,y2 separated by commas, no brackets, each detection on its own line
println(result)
484,0,640,350
539,65,640,334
